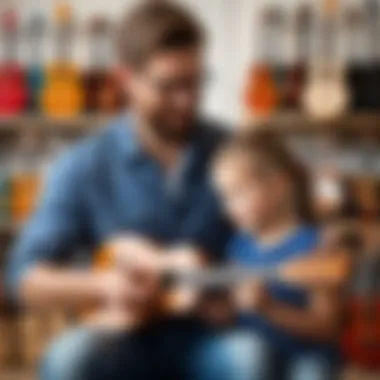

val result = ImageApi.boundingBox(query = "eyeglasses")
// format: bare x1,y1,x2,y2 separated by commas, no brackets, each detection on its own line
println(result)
142,69,211,96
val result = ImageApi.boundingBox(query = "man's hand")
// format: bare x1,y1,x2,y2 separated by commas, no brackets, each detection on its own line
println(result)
87,235,165,329
233,281,273,314
92,239,208,326
108,235,164,273
88,267,161,330
96,268,159,309
103,235,166,305
159,244,206,314
163,244,205,272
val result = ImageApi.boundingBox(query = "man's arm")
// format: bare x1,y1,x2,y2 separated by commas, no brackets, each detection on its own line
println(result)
20,265,109,309
5,149,105,310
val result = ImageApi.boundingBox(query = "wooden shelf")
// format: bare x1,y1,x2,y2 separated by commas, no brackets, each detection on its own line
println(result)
0,115,111,134
1,112,380,135
0,221,22,236
250,112,380,135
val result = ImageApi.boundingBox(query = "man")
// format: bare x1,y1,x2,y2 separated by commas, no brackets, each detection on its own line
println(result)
6,2,259,379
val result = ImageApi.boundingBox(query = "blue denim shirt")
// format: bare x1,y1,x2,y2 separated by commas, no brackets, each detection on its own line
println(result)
6,115,231,299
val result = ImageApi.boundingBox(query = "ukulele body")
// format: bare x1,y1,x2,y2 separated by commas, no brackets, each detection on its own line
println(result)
0,63,27,115
84,243,196,330
83,69,123,114
342,298,380,369
302,62,350,120
342,254,380,369
349,63,380,110
282,63,306,109
41,62,83,118
244,64,278,119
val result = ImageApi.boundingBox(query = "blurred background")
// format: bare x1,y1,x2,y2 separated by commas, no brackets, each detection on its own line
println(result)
0,0,379,379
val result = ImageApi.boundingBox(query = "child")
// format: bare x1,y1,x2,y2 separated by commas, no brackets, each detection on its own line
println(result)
212,132,342,380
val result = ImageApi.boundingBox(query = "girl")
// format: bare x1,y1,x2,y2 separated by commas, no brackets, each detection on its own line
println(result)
212,131,343,380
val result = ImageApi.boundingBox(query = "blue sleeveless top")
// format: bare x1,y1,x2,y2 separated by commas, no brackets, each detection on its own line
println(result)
228,225,339,360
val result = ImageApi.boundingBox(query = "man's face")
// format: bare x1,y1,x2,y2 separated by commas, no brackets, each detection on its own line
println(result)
126,48,204,143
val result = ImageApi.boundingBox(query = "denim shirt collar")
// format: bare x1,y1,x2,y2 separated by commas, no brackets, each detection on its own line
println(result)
112,112,206,173
112,112,143,162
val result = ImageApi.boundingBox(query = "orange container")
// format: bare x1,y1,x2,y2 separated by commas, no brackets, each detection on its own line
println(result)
11,172,41,224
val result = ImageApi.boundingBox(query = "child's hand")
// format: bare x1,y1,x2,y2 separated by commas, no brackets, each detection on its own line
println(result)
233,281,273,314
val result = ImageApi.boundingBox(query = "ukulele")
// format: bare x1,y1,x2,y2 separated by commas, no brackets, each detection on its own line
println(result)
302,0,350,120
282,3,313,110
86,239,352,330
342,251,380,369
24,11,46,112
357,0,380,110
348,137,380,220
41,1,83,118
0,8,27,116
244,5,281,120
344,4,370,111
83,16,123,114
268,5,288,108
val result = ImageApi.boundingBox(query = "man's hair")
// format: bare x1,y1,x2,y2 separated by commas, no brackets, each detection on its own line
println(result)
117,0,205,66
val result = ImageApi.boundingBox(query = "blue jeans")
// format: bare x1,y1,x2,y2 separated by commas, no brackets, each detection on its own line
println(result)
41,322,338,380
41,320,261,380
193,332,338,380
286,354,338,380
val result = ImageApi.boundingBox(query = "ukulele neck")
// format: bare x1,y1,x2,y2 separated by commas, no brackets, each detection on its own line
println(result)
56,25,72,64
260,7,284,66
89,33,110,70
320,11,339,63
344,8,364,66
296,7,313,64
2,30,17,64
367,0,380,63
28,33,43,66
169,265,281,289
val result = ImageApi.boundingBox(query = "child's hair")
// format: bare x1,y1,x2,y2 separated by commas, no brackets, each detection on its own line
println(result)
214,130,315,224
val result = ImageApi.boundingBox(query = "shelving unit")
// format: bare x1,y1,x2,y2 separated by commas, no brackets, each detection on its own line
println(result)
0,114,111,134
0,112,379,135
0,221,19,236
251,112,380,135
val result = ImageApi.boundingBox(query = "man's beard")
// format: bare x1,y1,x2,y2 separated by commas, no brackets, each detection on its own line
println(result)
149,116,197,145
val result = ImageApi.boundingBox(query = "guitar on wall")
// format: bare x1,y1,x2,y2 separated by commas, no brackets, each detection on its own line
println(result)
41,1,83,118
358,0,380,110
85,238,352,329
0,8,27,116
244,4,283,121
83,15,123,114
344,4,369,111
302,0,350,120
282,3,313,110
24,11,46,112
342,250,380,369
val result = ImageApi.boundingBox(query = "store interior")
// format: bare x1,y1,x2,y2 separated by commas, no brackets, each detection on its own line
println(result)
0,0,379,379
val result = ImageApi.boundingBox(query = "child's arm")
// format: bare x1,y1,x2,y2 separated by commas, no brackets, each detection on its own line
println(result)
240,283,343,342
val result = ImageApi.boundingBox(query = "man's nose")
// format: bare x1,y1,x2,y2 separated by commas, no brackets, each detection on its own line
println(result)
172,90,198,109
